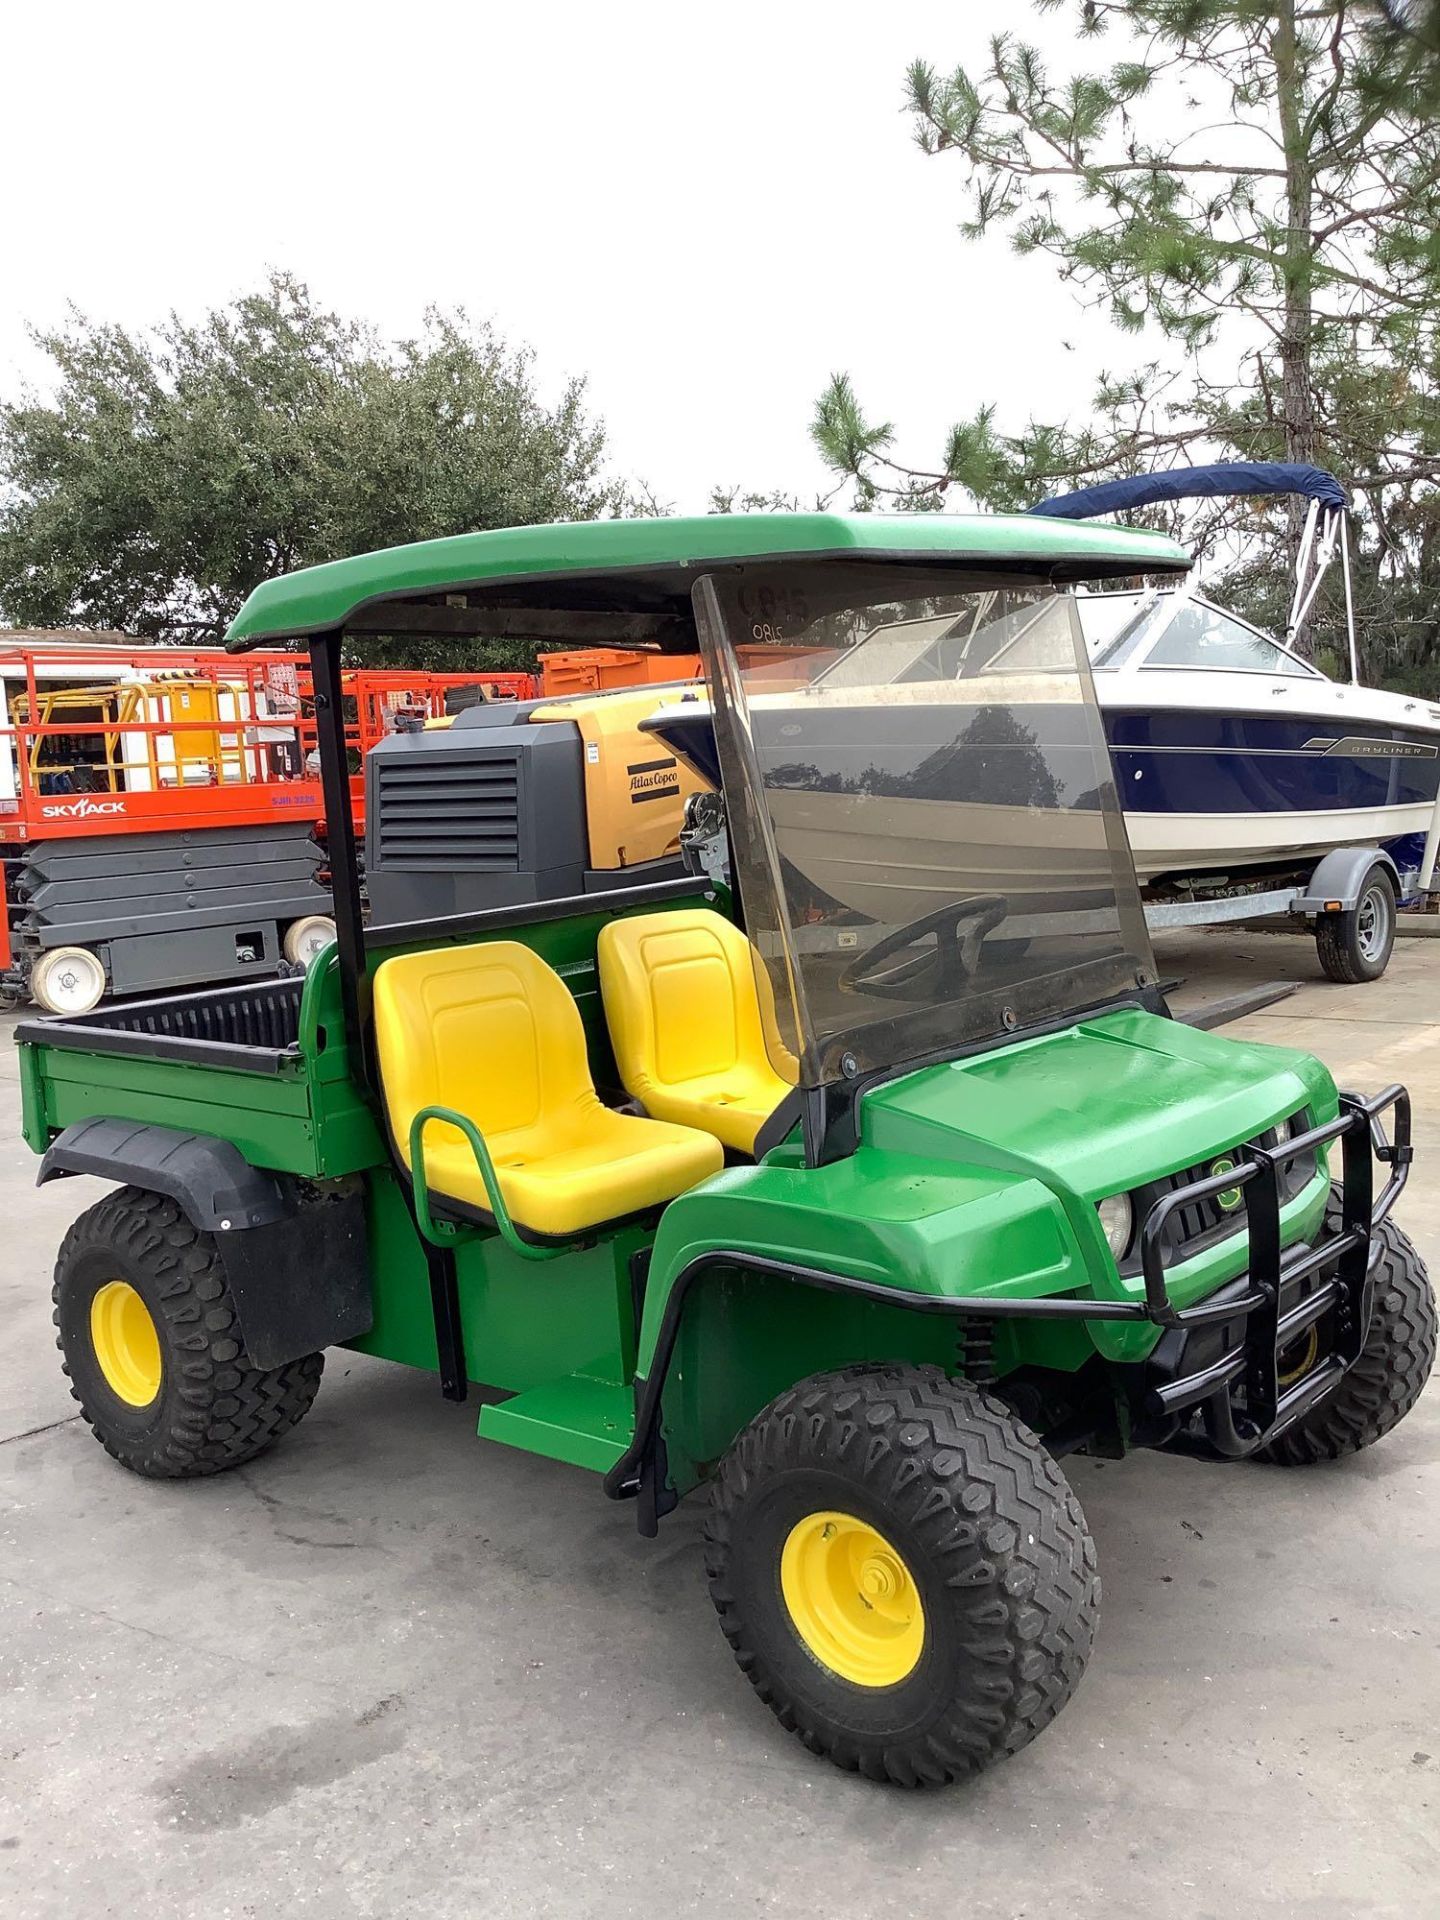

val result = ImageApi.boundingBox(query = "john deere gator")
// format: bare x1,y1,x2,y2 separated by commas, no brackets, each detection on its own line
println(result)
17,514,1434,1787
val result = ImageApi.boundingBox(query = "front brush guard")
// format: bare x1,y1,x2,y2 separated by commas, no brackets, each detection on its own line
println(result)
1139,1086,1411,1458
606,1087,1412,1531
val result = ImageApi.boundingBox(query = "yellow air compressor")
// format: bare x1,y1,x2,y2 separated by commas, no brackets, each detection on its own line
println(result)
364,685,709,925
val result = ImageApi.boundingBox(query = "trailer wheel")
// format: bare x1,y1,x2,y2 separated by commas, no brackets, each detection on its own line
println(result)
1258,1212,1434,1466
30,945,107,1015
1315,865,1396,983
53,1186,323,1478
283,915,337,967
704,1364,1099,1787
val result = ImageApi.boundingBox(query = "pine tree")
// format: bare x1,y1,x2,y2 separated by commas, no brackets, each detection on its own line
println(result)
813,2,1440,685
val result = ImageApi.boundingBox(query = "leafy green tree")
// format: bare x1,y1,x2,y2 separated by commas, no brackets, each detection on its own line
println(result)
814,2,1440,686
0,273,626,663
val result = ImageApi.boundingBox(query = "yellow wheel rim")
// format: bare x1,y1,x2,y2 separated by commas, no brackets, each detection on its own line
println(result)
780,1510,925,1688
1277,1323,1320,1388
89,1281,163,1407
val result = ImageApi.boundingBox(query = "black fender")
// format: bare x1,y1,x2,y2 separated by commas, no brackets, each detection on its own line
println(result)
39,1118,371,1368
39,1116,289,1229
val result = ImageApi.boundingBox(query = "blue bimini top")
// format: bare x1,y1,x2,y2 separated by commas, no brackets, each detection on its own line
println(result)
1029,462,1347,521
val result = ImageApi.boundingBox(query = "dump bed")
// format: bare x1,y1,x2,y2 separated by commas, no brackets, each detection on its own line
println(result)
15,963,380,1178
17,974,306,1071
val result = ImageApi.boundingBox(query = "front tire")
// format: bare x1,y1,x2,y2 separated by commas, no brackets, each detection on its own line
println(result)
1259,1214,1435,1465
53,1186,323,1478
704,1364,1099,1787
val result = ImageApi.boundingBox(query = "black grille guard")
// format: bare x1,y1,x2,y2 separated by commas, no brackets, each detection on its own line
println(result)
1138,1085,1412,1457
604,1086,1414,1526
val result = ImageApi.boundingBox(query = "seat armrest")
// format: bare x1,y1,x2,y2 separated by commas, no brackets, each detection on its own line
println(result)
408,1105,565,1263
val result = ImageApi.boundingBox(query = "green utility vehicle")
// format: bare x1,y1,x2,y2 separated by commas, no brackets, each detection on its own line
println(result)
19,516,1435,1788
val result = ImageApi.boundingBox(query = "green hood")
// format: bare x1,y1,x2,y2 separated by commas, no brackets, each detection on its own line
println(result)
861,1006,1336,1202
641,1004,1338,1386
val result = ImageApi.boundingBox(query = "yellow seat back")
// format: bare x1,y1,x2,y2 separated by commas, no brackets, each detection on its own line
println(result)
373,939,725,1239
374,940,600,1174
598,909,793,1153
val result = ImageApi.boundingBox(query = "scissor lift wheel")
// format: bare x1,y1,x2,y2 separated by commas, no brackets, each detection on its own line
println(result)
30,946,107,1016
283,915,337,967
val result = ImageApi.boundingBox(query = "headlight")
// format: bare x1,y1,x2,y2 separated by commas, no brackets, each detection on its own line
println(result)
1096,1192,1134,1260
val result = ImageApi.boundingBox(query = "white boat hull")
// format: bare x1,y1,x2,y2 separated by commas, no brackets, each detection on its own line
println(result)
766,788,1123,922
1123,800,1437,883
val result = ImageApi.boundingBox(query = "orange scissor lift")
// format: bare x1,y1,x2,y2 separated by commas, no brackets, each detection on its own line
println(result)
0,639,534,1012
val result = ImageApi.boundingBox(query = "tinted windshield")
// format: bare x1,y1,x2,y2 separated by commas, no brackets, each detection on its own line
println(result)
695,566,1155,1088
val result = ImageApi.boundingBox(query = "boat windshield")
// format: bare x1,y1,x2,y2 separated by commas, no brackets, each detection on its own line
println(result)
1084,591,1172,667
694,565,1156,1089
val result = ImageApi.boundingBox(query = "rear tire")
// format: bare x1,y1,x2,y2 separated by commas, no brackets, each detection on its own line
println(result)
53,1186,323,1478
1315,865,1395,983
1259,1214,1434,1465
704,1364,1099,1787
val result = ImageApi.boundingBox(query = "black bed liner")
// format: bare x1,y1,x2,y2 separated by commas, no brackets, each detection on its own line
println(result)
14,974,305,1074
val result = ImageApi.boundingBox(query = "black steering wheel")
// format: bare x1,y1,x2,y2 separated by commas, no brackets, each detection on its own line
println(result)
840,894,1010,1000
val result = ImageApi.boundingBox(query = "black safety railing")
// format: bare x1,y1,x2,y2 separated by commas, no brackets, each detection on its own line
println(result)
604,1086,1413,1525
1139,1085,1411,1456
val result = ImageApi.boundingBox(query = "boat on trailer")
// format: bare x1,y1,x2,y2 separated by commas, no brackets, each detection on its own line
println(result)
646,467,1439,982
1032,463,1440,895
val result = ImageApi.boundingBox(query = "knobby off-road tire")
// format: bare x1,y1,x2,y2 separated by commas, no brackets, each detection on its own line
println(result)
1260,1213,1435,1465
704,1364,1099,1787
53,1185,323,1478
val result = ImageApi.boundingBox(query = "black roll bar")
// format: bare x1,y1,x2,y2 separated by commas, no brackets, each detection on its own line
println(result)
309,629,373,1091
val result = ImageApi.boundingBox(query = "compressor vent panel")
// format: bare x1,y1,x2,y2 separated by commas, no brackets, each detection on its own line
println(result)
373,755,522,870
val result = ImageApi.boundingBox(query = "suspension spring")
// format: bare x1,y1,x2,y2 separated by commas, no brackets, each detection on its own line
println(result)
957,1316,998,1385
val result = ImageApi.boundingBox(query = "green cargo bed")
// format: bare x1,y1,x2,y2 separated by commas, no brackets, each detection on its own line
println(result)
15,965,381,1177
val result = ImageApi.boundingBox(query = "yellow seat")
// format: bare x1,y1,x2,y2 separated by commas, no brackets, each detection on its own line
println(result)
373,940,722,1240
597,909,795,1155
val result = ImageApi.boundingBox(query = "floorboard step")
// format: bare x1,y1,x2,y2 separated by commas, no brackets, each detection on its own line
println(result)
478,1372,634,1473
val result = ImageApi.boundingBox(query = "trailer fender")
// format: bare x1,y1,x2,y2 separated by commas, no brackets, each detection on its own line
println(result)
1293,846,1399,913
38,1118,371,1367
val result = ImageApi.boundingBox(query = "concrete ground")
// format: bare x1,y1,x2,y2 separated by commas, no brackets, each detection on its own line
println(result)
1,930,1436,1920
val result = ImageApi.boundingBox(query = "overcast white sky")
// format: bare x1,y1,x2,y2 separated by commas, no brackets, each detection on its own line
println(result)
2,0,1139,515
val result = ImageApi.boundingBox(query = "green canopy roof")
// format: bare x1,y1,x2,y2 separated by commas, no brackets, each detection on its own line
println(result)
225,512,1190,649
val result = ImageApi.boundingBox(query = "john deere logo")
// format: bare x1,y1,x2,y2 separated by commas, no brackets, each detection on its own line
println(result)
1211,1157,1243,1212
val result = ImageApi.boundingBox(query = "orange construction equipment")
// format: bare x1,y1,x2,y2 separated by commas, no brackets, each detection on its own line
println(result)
535,644,812,698
0,638,535,1010
536,646,700,697
0,642,535,842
